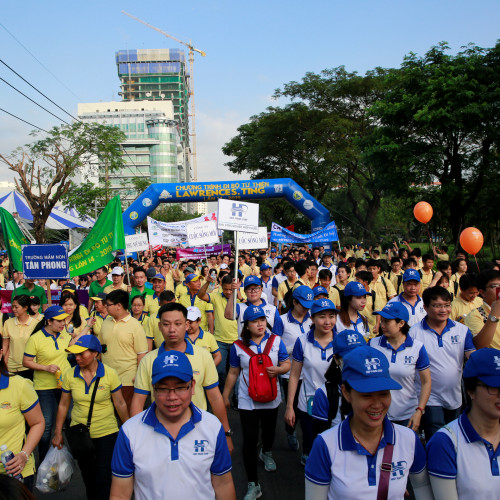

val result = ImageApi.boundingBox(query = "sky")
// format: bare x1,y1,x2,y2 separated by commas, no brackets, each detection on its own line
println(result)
1,0,499,189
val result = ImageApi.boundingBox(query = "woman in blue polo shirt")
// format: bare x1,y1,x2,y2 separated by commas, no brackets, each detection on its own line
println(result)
335,281,370,339
305,345,433,499
370,302,431,430
427,348,500,499
222,306,290,500
285,299,337,466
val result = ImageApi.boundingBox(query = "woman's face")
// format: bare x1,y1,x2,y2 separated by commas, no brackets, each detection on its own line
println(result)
469,383,500,421
48,318,66,333
380,317,405,337
131,299,144,316
342,385,391,429
312,311,337,334
349,295,367,312
61,298,76,316
248,317,267,337
75,349,97,369
12,300,28,318
458,260,468,273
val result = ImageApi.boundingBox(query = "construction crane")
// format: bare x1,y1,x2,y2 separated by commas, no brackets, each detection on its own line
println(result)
122,10,206,181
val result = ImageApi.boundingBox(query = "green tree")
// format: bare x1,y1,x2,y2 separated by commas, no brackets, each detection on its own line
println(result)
0,121,126,243
368,42,500,243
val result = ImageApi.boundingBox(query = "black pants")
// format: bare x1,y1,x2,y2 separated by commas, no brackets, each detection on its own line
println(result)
297,409,314,455
239,407,279,483
77,432,118,500
281,378,302,435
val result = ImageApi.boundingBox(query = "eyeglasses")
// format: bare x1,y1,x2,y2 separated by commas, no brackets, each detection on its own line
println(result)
476,383,500,396
246,287,261,293
486,284,500,289
154,383,192,396
430,303,452,310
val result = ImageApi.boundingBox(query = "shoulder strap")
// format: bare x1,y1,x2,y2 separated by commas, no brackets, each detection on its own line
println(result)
285,281,291,292
377,442,394,500
234,340,256,358
381,277,389,301
263,334,276,356
325,381,339,427
443,425,458,453
86,376,101,429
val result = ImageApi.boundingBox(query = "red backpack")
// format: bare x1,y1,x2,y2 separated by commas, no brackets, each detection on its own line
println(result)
234,335,278,403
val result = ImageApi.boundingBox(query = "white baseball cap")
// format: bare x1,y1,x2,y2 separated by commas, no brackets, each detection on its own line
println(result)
111,267,124,276
187,306,202,321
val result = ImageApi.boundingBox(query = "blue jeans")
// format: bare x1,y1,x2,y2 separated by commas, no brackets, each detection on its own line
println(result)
422,406,461,442
37,389,61,463
216,341,233,392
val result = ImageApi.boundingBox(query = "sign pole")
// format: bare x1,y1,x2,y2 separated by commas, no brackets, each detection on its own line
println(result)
124,248,130,285
45,281,52,307
233,230,239,319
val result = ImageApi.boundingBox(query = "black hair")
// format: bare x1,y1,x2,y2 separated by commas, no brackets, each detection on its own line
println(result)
158,302,188,320
390,256,401,265
355,270,373,284
131,294,146,305
459,273,478,291
307,260,318,270
0,474,35,500
477,269,500,292
11,294,35,316
79,274,89,282
133,266,147,275
403,258,417,268
221,275,233,286
355,258,366,269
422,253,434,262
159,290,176,302
295,260,310,277
284,261,295,272
339,294,368,332
318,269,333,280
463,376,480,409
340,380,353,417
437,261,452,272
410,248,422,258
422,286,451,307
106,289,129,310
240,317,272,347
60,294,82,328
452,258,468,274
366,259,380,269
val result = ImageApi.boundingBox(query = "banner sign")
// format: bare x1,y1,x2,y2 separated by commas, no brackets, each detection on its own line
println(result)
0,207,30,271
238,227,268,250
22,244,69,279
217,199,259,233
0,289,89,314
270,221,339,244
125,233,149,253
186,220,219,247
147,212,219,248
176,244,232,260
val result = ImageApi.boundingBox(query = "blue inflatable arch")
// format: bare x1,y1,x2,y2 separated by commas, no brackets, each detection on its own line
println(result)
123,177,331,237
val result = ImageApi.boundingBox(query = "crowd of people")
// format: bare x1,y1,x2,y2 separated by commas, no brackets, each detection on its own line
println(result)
0,242,500,499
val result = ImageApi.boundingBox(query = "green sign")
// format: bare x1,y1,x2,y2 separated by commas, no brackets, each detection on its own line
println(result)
0,207,29,271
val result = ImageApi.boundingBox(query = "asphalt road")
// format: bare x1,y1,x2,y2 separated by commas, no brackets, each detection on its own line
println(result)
34,403,307,500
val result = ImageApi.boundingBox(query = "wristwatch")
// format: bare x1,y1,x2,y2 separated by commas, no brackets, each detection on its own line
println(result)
225,429,234,437
488,314,499,323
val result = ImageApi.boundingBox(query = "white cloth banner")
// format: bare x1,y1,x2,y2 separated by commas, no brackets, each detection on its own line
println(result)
238,227,268,250
186,220,220,247
125,233,149,253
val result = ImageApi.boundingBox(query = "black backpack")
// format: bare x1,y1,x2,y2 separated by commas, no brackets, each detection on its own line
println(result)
282,280,304,314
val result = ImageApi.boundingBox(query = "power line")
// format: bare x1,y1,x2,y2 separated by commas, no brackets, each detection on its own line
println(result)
0,106,48,132
0,22,81,101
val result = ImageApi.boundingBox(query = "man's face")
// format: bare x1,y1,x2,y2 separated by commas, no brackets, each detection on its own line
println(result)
222,283,232,297
210,257,217,266
368,266,380,278
154,376,195,422
261,268,272,279
238,256,246,266
112,274,123,285
105,301,122,319
95,300,107,314
313,249,320,259
391,261,402,273
425,297,452,323
245,285,263,304
461,286,479,303
134,271,146,288
186,317,201,335
286,267,296,280
309,266,318,279
25,279,35,286
323,256,331,266
152,278,166,294
96,269,106,281
187,279,201,294
423,259,434,270
159,310,187,346
403,280,419,298
480,279,500,306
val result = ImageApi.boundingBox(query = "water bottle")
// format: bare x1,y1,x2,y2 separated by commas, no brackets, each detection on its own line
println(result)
0,445,23,481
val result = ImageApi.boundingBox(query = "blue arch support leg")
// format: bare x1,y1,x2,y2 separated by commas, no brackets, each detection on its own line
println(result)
123,178,332,249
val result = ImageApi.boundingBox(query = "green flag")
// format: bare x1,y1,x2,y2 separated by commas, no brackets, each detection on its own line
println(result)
69,196,125,277
0,207,29,271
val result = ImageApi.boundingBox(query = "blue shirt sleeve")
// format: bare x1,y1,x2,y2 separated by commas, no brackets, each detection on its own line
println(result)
292,337,304,363
111,428,135,478
229,344,240,368
409,431,427,474
311,387,329,421
277,339,289,363
235,303,240,320
305,434,332,485
272,311,284,336
272,277,278,290
464,329,476,352
426,430,457,478
416,344,430,371
210,425,232,475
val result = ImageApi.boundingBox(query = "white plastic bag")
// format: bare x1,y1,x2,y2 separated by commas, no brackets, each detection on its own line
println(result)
35,446,75,493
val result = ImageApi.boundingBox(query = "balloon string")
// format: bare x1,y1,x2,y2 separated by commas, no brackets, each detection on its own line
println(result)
425,224,434,256
474,255,480,272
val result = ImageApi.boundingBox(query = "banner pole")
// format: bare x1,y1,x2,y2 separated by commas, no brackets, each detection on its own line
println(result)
124,248,130,286
233,231,239,320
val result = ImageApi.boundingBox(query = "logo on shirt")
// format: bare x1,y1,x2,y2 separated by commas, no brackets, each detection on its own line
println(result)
450,335,460,344
404,356,414,364
390,460,407,479
193,439,209,455
364,357,382,373
0,401,12,409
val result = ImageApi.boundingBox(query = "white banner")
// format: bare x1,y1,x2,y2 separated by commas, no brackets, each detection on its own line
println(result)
238,227,268,250
125,233,149,253
147,212,219,248
186,220,220,247
217,199,259,233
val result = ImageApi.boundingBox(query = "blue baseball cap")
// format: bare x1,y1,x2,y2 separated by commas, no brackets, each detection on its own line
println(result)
44,306,69,321
342,345,402,392
185,273,201,284
344,281,368,297
152,273,166,281
271,248,277,253
332,330,366,357
310,298,339,315
243,305,267,322
374,302,409,323
313,286,329,298
463,348,500,387
152,350,193,384
66,334,102,354
260,263,271,271
293,285,314,308
403,269,421,282
243,275,262,289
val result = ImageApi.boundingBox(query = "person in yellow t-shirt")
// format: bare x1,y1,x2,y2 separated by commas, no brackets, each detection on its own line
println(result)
238,254,252,279
0,348,44,491
103,267,128,294
386,257,404,294
367,259,396,334
23,305,89,462
178,274,214,334
99,290,148,411
451,274,483,324
317,269,341,309
90,292,109,338
52,335,128,500
186,306,221,366
160,259,175,292
2,295,38,379
356,270,378,336
420,254,436,292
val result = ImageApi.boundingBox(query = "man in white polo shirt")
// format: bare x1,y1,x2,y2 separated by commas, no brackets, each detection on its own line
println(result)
110,350,236,500
409,286,475,440
387,269,426,327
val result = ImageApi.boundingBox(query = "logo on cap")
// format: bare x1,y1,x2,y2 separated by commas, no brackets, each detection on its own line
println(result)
163,354,179,366
347,334,358,344
307,293,313,300
364,357,382,373
494,356,500,369
253,306,260,313
320,300,330,307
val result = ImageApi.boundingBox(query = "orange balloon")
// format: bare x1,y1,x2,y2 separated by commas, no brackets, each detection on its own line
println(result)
414,202,433,224
460,227,484,255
